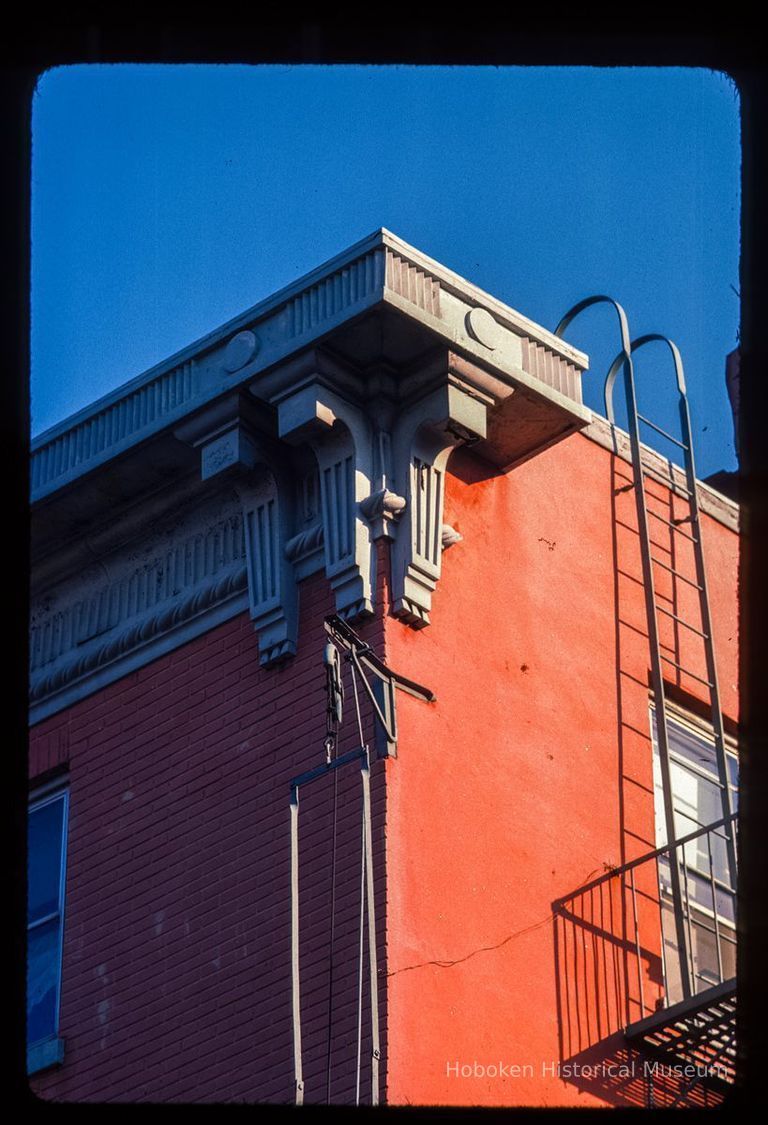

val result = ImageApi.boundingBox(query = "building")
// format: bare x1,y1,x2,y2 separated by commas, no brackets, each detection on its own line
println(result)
28,230,739,1107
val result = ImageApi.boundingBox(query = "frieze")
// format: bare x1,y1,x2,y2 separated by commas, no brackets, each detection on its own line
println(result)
30,490,248,707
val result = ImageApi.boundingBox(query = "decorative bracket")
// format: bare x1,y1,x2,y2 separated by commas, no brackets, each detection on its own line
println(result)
359,487,407,534
173,362,491,645
277,382,376,622
175,397,298,666
390,381,487,627
357,429,406,541
233,463,298,666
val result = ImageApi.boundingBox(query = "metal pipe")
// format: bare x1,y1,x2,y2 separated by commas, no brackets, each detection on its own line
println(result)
290,788,304,1105
630,868,646,1018
360,756,380,1105
680,841,697,994
706,830,724,984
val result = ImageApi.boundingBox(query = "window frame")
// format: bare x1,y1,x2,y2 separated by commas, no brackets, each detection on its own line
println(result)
649,702,738,840
648,703,738,999
27,777,69,1075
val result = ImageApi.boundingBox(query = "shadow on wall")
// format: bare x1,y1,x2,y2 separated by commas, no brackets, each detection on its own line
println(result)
446,443,503,486
552,881,665,1061
556,1032,726,1108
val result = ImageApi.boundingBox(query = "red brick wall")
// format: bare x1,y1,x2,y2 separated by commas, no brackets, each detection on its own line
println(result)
30,564,388,1104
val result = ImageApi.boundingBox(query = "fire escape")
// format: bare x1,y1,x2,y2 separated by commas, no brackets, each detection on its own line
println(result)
553,299,738,1108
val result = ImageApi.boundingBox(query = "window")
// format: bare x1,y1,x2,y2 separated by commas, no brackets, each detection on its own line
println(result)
27,783,68,1073
650,708,738,1003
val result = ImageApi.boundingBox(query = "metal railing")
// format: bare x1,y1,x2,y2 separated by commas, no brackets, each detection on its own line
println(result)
554,814,737,1046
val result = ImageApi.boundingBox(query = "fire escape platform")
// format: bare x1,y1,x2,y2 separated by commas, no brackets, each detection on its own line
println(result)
625,977,737,1086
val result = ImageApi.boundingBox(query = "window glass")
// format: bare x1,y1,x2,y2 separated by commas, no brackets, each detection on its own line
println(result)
650,710,737,848
28,799,65,924
27,789,67,1049
27,920,60,1046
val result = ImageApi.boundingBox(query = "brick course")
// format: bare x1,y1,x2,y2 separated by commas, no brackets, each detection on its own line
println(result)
30,559,389,1104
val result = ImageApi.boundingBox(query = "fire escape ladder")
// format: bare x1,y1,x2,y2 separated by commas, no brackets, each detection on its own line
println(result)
602,332,737,922
554,303,738,1102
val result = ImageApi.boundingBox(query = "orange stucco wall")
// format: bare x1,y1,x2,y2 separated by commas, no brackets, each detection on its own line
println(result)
382,430,738,1108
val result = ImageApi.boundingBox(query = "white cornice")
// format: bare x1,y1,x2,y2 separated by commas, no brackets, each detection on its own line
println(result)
31,228,388,452
31,230,590,504
378,229,588,366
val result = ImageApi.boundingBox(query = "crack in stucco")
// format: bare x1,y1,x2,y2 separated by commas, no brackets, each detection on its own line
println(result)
383,867,603,978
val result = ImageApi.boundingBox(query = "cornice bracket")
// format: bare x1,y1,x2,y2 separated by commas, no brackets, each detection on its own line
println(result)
390,382,487,628
176,397,298,666
277,382,376,622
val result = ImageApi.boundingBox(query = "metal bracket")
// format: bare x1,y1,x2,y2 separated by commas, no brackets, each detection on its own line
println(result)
323,614,436,757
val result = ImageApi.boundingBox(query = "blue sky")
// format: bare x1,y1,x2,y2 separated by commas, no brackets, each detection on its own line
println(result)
31,65,740,477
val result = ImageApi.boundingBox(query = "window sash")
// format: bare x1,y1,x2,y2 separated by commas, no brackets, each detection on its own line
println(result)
27,784,68,1049
650,709,737,847
650,708,737,944
28,909,62,932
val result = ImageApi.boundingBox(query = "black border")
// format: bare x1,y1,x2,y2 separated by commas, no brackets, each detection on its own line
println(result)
5,23,765,1116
